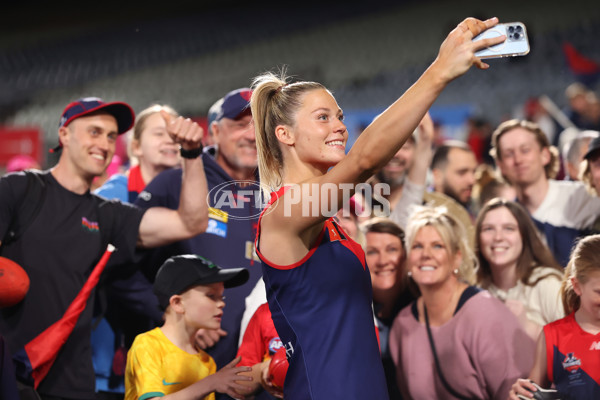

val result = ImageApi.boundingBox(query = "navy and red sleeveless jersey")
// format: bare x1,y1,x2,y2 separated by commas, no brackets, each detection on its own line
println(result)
544,312,600,398
255,187,388,400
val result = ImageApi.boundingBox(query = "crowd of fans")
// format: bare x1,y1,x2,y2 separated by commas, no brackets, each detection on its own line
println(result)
1,35,600,400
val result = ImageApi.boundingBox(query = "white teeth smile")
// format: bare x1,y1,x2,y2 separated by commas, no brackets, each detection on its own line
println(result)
419,266,436,271
327,141,344,147
91,154,105,161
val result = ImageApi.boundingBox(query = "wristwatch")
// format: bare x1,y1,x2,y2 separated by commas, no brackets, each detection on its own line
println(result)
179,145,203,159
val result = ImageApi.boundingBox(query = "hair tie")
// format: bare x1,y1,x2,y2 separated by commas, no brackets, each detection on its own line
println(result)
276,84,287,93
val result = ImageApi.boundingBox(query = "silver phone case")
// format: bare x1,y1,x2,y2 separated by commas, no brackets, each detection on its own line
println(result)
474,22,530,59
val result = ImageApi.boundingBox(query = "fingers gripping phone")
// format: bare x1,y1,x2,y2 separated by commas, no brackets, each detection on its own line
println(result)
473,22,530,59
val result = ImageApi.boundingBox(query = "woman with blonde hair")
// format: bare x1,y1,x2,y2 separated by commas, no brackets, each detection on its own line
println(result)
475,198,564,341
250,17,505,400
509,234,600,399
390,205,532,399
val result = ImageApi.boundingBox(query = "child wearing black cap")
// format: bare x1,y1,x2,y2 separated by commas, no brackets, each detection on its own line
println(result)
125,255,252,400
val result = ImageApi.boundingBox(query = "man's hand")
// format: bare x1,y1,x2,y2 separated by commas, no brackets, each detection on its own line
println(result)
195,328,227,349
161,110,204,151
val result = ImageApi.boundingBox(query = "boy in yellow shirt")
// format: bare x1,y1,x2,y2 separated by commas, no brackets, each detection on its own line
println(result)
125,254,252,400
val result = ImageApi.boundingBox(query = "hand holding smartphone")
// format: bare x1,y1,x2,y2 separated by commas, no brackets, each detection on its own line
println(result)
473,22,530,59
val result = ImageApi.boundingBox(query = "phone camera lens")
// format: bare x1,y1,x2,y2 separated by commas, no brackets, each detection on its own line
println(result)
508,26,515,33
513,32,521,40
515,25,523,32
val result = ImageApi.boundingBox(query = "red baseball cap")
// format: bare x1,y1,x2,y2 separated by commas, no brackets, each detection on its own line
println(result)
51,97,135,152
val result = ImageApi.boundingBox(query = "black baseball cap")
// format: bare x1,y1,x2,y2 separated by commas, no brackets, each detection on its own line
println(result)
153,255,249,310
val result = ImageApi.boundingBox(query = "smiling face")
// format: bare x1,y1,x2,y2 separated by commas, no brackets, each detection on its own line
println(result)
288,89,348,170
61,113,119,180
478,206,523,272
408,225,460,288
497,128,550,187
179,282,226,331
214,114,257,175
366,232,405,292
131,112,179,173
380,139,415,186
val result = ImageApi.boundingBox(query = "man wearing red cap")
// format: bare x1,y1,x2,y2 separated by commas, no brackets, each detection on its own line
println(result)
0,97,209,400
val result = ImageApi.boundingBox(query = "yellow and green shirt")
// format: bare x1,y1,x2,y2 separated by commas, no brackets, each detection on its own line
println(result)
125,327,216,400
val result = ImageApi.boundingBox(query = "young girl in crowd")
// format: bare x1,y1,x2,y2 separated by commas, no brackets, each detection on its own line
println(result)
509,234,600,399
96,104,181,202
475,198,564,341
250,17,505,400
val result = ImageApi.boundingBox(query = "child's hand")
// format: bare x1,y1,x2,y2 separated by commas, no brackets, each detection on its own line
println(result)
508,378,537,399
261,359,284,399
211,356,253,399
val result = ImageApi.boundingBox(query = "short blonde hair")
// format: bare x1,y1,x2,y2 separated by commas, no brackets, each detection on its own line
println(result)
405,205,478,285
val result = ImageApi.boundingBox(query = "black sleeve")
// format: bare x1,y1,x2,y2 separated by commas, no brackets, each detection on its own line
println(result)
97,199,146,266
0,172,28,243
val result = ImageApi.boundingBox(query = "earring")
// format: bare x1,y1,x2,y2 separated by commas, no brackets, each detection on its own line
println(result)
453,269,459,275
407,271,412,277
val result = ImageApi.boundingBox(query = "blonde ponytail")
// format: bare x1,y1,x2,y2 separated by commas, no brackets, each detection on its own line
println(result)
250,70,326,198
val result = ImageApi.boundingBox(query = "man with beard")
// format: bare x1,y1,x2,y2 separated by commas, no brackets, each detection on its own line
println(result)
430,140,478,215
373,134,416,210
390,137,477,251
360,114,433,223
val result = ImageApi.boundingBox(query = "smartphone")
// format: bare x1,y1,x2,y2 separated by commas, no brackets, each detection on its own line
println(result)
473,22,530,59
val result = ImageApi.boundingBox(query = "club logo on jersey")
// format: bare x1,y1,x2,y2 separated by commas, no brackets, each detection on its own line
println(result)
81,217,99,232
268,337,283,355
137,190,152,202
590,341,600,351
562,352,582,373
